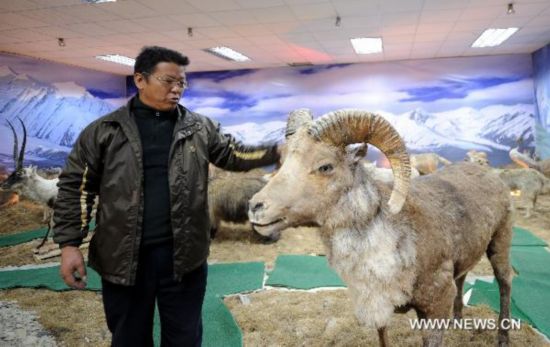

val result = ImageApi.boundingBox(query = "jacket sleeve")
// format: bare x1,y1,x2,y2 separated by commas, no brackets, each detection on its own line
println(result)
205,118,280,171
52,121,103,247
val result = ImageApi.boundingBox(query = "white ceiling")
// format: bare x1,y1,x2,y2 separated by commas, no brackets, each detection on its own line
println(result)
1,0,549,75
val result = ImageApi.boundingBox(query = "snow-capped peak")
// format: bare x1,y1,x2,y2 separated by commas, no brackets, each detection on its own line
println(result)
14,73,30,81
52,82,91,99
0,65,16,77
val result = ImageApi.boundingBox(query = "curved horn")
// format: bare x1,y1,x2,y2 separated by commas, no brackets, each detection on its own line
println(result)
16,117,26,169
6,120,19,170
285,108,314,138
309,109,411,214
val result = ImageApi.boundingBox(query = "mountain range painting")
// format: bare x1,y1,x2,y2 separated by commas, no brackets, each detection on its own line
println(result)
0,52,538,170
184,53,537,166
0,53,126,169
533,43,550,159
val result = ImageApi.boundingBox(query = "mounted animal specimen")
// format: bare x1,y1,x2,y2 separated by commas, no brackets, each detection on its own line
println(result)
249,110,512,347
410,152,452,175
509,147,550,178
2,117,59,247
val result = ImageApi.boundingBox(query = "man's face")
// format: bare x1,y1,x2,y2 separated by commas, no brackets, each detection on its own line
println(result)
134,62,187,111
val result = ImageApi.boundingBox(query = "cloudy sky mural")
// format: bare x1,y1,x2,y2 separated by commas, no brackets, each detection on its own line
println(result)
0,52,538,169
184,54,534,123
0,52,126,169
183,54,536,165
533,43,550,159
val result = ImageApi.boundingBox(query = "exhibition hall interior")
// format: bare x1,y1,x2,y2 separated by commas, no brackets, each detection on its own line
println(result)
0,0,549,346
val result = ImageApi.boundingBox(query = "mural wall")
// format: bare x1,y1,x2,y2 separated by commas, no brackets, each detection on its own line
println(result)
532,43,550,159
182,54,536,166
0,52,127,169
1,52,538,170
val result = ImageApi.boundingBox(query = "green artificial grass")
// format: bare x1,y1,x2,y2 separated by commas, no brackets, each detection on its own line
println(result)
468,227,550,339
511,226,548,247
266,254,345,289
0,264,101,291
206,262,265,297
511,246,550,277
0,220,96,248
0,227,48,247
468,279,533,325
0,261,263,347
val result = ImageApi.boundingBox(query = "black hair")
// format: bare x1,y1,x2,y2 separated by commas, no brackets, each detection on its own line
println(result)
134,46,190,74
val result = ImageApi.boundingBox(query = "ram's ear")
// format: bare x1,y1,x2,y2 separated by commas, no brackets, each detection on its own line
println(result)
346,143,368,165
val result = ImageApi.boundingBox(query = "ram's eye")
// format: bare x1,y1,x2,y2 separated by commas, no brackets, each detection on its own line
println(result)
318,164,333,174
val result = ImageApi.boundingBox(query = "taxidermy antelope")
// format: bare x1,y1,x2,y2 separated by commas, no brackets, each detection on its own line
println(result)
2,117,59,247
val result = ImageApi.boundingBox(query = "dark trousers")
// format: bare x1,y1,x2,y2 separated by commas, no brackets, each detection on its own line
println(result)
101,243,208,347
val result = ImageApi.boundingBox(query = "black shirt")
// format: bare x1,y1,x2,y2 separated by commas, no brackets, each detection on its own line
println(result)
132,96,177,246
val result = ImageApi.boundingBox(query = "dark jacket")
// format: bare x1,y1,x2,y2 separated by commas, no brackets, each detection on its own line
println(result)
53,99,279,285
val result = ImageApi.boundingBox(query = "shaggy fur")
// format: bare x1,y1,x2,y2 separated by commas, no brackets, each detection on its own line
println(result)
465,150,489,166
249,129,512,347
495,168,550,217
1,167,60,241
363,162,420,184
4,167,59,205
208,169,277,241
509,147,550,178
410,153,452,175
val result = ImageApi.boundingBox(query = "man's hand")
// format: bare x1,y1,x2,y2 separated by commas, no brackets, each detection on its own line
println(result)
60,246,87,289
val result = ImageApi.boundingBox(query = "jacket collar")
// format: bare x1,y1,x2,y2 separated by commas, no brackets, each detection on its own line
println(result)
103,97,202,140
174,104,202,140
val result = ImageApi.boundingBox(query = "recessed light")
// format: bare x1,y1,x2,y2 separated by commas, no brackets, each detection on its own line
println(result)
471,28,518,47
204,46,250,62
350,37,383,54
95,54,135,66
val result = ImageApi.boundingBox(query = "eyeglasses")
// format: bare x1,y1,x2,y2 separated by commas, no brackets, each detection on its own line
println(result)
142,72,188,89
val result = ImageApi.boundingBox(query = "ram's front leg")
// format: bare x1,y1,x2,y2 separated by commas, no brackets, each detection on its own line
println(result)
377,327,389,347
349,287,395,347
415,269,456,347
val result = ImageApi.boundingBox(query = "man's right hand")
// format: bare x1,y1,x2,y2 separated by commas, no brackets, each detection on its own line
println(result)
60,246,87,289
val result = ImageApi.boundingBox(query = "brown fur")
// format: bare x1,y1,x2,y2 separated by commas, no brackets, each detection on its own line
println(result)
495,168,550,217
411,153,452,175
208,168,277,242
249,129,512,347
509,148,550,178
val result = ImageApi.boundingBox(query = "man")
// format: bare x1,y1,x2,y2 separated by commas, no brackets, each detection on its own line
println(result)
53,46,279,347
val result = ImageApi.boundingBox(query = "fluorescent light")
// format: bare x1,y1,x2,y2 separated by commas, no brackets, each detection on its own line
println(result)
471,28,518,47
205,46,250,62
350,37,383,54
81,0,116,3
95,54,135,66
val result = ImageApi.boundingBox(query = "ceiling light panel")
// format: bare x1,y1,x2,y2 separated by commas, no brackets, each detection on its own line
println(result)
204,46,251,62
350,37,383,54
95,54,135,66
471,28,519,47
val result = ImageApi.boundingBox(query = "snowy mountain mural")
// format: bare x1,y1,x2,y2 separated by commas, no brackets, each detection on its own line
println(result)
219,105,535,166
0,52,538,170
0,53,126,169
533,43,550,159
185,54,537,167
